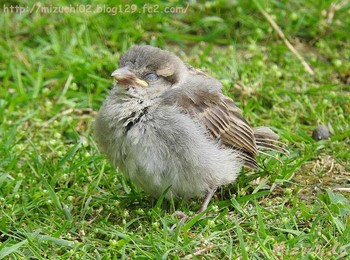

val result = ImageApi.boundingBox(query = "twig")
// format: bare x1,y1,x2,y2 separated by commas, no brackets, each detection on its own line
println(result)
326,1,348,25
259,9,315,75
184,245,215,259
43,108,75,126
333,187,350,192
43,108,96,126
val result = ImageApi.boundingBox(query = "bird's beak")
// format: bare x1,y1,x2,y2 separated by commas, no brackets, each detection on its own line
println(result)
111,67,148,87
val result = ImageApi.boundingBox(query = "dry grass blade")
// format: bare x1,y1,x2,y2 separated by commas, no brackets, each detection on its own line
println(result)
258,9,315,75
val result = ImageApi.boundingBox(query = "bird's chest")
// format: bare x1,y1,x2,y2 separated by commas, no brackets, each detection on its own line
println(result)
117,98,155,138
110,100,156,167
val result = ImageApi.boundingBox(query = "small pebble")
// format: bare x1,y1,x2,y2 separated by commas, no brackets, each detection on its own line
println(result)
312,125,330,140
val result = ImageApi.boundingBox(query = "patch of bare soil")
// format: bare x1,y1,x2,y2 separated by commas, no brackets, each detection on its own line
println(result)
294,155,350,201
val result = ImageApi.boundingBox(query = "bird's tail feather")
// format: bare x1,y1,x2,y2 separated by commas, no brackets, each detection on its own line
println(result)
237,127,288,169
253,126,289,155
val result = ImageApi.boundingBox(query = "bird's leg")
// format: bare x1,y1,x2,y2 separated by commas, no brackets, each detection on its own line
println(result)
174,188,217,219
197,188,217,214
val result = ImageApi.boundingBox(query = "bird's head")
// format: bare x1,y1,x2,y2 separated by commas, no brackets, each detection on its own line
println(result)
111,45,187,93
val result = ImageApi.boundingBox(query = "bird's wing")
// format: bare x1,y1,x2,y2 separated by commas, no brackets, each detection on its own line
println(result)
161,87,259,169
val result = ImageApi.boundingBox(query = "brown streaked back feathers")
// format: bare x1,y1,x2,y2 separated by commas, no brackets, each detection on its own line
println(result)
161,73,286,169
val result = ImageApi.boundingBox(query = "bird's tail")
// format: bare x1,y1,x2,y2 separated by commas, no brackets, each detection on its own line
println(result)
253,126,289,158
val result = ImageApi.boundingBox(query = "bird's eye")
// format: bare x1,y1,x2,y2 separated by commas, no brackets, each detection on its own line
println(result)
144,73,159,81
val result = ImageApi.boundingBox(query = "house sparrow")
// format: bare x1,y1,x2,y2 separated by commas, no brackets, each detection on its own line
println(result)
95,45,286,213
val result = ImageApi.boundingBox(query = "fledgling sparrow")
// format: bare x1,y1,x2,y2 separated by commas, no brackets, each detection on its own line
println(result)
95,45,286,213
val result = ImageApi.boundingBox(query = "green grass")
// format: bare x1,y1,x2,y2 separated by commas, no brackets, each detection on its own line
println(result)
1,0,349,258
